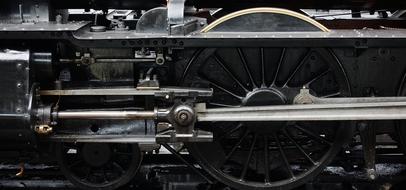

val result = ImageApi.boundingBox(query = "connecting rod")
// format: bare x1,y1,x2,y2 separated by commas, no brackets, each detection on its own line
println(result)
197,101,406,122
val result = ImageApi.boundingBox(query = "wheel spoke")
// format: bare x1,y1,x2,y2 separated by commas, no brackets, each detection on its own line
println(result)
240,134,258,181
321,92,341,98
225,130,250,161
112,161,125,175
293,125,333,145
283,129,317,165
272,48,286,85
284,50,312,87
178,48,203,85
264,136,271,184
274,134,294,178
306,69,330,86
218,124,243,140
209,102,241,108
213,54,250,93
201,74,243,100
260,48,266,87
237,48,258,88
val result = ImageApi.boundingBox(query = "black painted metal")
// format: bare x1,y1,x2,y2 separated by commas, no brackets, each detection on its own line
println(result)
0,49,36,149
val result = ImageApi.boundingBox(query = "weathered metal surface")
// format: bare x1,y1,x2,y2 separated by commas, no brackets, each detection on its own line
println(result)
0,49,30,125
0,21,90,31
136,7,168,34
0,0,49,24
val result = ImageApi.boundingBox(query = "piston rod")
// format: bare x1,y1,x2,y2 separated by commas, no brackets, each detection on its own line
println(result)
56,110,158,120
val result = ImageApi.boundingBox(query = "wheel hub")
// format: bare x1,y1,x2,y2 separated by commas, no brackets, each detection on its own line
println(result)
242,88,287,133
242,88,287,106
82,143,111,167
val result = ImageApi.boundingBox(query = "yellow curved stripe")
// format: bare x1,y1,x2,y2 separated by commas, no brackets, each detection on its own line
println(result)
201,7,330,33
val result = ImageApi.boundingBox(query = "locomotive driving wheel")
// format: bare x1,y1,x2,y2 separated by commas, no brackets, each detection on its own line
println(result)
181,46,353,190
179,9,353,189
55,143,142,190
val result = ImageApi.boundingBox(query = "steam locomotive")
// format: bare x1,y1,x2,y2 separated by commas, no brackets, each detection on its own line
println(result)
2,0,406,189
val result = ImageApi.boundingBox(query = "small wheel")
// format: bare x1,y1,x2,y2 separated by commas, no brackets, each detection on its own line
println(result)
56,143,142,190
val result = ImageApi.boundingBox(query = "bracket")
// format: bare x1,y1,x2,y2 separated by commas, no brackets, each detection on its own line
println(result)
156,122,213,142
359,122,377,180
167,0,185,25
156,102,213,143
167,0,185,35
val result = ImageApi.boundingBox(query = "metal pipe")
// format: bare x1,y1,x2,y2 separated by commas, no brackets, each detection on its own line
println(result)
56,110,157,120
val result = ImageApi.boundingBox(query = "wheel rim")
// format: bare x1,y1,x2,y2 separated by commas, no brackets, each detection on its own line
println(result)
56,143,142,190
180,47,352,189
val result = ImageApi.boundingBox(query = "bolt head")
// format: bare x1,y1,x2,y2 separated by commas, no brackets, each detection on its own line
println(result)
179,113,188,120
173,106,195,126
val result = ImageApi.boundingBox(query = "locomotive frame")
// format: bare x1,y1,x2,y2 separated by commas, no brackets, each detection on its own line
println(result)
2,0,406,190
